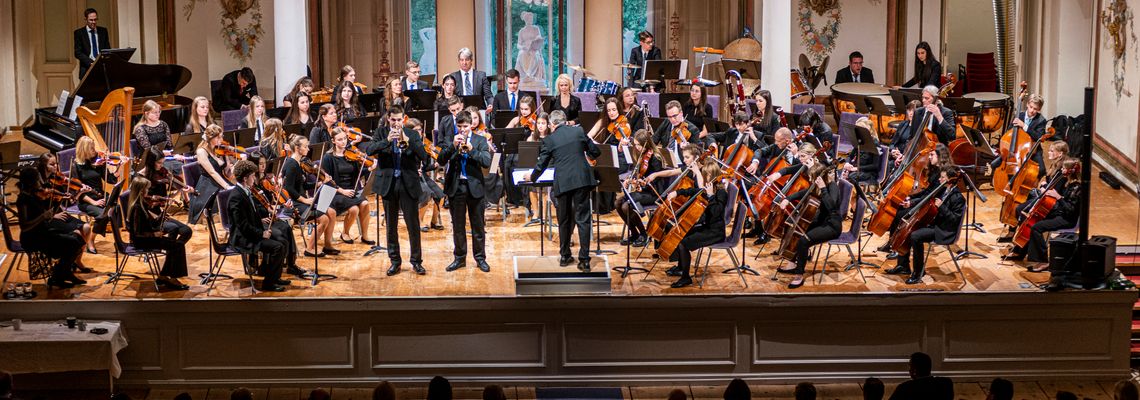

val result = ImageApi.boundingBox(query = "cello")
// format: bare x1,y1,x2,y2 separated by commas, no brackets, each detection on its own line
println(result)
867,113,936,236
775,177,823,261
991,82,1032,196
887,178,955,253
764,166,812,239
1011,165,1074,248
656,174,713,260
998,127,1056,226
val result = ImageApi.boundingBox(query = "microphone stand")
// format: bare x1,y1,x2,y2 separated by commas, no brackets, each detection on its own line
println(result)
956,166,988,260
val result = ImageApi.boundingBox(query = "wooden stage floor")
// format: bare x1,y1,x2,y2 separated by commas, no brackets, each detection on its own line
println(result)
3,168,1138,300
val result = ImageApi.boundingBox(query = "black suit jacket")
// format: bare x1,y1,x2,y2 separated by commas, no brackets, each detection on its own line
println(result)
360,127,429,198
909,105,957,144
401,77,429,92
436,113,459,145
888,376,954,400
490,90,521,127
932,186,966,243
627,46,662,86
448,69,494,106
226,187,266,252
531,125,601,196
73,26,111,76
216,69,259,112
834,66,875,84
438,134,493,198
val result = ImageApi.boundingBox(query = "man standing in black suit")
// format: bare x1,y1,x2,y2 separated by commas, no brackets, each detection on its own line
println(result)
439,113,493,273
834,51,875,84
627,31,662,92
527,110,601,271
401,61,429,91
73,8,112,80
448,48,494,112
360,106,431,276
490,69,522,126
227,160,288,292
216,67,258,112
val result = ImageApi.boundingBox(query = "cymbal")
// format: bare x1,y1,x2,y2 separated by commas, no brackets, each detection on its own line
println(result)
615,63,642,69
565,64,593,75
634,79,660,87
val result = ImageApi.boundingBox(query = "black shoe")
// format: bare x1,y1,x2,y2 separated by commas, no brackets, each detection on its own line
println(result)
632,236,649,248
274,278,292,286
47,278,75,289
559,256,574,266
666,265,683,277
64,273,87,285
787,276,806,289
876,243,891,252
159,277,189,290
997,235,1013,243
905,275,923,285
85,247,98,255
885,251,899,260
361,238,376,246
577,259,591,272
1002,252,1025,261
775,267,798,275
670,276,693,288
386,261,402,276
286,266,308,277
303,250,325,258
412,263,426,275
322,247,341,256
431,223,445,230
884,266,911,275
420,226,430,232
446,259,466,272
259,283,286,292
743,229,760,239
476,260,491,272
75,264,94,273
340,235,354,244
620,236,633,246
752,236,770,246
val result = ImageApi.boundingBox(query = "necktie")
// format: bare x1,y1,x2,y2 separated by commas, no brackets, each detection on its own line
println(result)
460,141,469,180
509,92,516,110
394,146,402,178
854,73,860,83
409,80,415,90
464,72,473,96
89,29,98,59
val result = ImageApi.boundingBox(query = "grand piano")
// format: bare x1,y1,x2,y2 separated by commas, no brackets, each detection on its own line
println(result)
23,53,193,152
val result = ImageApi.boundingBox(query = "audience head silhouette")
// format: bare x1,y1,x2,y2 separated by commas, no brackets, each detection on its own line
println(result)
428,376,453,400
723,378,750,400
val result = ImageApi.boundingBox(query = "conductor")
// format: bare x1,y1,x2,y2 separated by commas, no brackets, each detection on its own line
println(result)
527,110,601,271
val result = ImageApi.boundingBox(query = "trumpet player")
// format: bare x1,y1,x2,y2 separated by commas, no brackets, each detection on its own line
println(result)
438,112,493,273
360,106,430,276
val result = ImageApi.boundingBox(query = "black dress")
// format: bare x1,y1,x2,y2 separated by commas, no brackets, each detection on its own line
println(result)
282,157,320,220
73,161,106,217
320,154,366,213
188,151,230,224
309,124,334,145
550,95,582,124
683,102,714,133
16,192,83,277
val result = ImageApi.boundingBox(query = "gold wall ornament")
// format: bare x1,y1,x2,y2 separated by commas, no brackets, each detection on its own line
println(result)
1101,0,1138,101
806,0,838,15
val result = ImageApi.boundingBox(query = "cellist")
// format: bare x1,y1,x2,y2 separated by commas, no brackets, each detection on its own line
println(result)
877,143,952,259
1002,158,1081,272
711,112,762,152
905,86,957,145
988,93,1047,176
773,160,842,289
663,157,728,288
883,167,965,284
742,130,802,244
615,129,674,248
998,141,1068,243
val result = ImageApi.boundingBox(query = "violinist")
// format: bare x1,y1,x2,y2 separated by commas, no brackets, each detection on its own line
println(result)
664,157,728,288
259,118,289,164
683,84,713,141
889,100,922,160
281,135,340,257
358,106,431,276
249,152,307,278
436,96,465,144
797,108,834,158
586,98,630,146
467,106,504,205
842,117,881,186
654,100,700,153
774,161,841,289
410,118,446,232
188,124,235,224
883,167,965,284
15,168,88,288
711,112,761,153
37,153,97,260
320,126,375,247
72,136,110,222
988,93,1047,175
184,96,214,136
750,89,781,142
285,91,316,133
138,148,193,245
438,112,494,273
907,85,956,145
433,74,459,112
1002,158,1081,272
618,88,645,132
878,143,953,259
506,96,538,132
238,96,268,142
281,76,313,108
549,74,581,125
335,80,363,124
124,176,190,290
133,99,172,156
227,160,289,292
309,104,339,145
616,130,672,248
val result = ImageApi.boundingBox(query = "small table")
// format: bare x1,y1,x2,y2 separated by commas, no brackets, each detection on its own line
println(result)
0,320,128,392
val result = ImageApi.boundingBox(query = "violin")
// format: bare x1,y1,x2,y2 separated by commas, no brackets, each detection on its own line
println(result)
671,124,692,145
260,176,290,205
36,187,71,202
520,113,537,131
607,115,632,142
298,158,320,175
47,172,85,193
624,147,655,192
214,142,247,158
94,151,130,167
345,146,376,168
336,122,371,143
142,194,171,207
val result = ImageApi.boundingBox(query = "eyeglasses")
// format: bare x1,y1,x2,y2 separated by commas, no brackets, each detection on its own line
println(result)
388,118,403,123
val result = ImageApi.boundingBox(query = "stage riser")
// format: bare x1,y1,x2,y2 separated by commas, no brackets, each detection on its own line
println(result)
0,292,1133,387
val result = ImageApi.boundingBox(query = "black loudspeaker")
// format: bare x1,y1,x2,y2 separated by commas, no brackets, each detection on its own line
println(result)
1049,232,1079,272
1082,235,1118,283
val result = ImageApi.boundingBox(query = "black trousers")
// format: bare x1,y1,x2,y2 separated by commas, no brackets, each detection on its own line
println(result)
896,227,938,277
671,228,726,278
615,192,654,237
384,180,422,264
449,183,487,261
254,238,285,285
269,219,297,268
791,224,840,273
555,186,593,261
135,219,193,278
1027,215,1077,262
25,229,83,280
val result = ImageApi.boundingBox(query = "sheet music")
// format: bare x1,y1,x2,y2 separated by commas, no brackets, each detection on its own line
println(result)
69,95,83,121
621,145,633,164
488,153,502,174
55,91,70,115
668,148,681,167
512,168,553,185
314,185,336,213
608,145,620,168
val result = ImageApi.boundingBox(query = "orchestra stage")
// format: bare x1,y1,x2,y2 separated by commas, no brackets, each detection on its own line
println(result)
0,167,1136,387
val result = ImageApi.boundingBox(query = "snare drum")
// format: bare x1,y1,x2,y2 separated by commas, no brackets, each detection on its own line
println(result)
791,69,812,100
599,80,620,96
577,77,600,93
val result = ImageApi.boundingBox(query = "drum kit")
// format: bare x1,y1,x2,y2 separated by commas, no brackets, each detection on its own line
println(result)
566,62,621,95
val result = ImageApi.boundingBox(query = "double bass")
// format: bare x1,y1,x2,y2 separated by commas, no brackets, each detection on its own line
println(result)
991,82,1032,197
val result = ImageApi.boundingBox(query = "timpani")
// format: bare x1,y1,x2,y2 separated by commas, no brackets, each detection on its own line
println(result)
964,91,1013,135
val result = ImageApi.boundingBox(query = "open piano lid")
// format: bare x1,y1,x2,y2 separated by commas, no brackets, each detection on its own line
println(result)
74,53,192,100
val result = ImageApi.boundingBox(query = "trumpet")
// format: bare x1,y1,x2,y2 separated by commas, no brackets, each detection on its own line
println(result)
458,133,473,154
396,128,409,149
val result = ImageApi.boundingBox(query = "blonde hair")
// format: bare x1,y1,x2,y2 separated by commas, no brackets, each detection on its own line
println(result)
326,126,349,153
199,124,223,150
799,142,818,157
126,176,152,221
245,96,266,127
555,74,573,94
1028,94,1044,109
75,136,98,164
189,96,213,134
261,118,286,152
854,117,876,136
133,100,161,130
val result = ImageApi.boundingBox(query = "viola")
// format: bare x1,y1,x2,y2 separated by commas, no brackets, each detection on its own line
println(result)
671,124,692,145
298,158,319,175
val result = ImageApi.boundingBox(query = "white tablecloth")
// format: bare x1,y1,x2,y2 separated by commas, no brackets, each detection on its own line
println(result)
0,320,128,378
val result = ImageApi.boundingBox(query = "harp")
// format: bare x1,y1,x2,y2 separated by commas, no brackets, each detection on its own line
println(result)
75,86,134,189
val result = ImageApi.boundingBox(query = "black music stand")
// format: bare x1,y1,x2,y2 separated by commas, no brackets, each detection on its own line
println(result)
516,141,555,235
405,90,438,111
283,123,305,137
578,111,601,135
956,167,988,260
358,171,386,257
490,128,528,220
307,142,328,163
721,59,762,81
644,59,682,91
359,93,383,114
514,166,554,256
657,93,688,117
591,145,621,256
301,183,338,285
407,110,436,135
266,107,289,120
460,95,486,110
226,127,258,148
171,133,202,156
614,184,650,278
960,125,995,234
